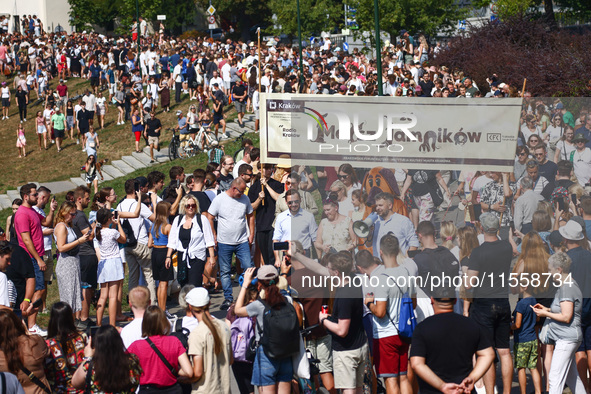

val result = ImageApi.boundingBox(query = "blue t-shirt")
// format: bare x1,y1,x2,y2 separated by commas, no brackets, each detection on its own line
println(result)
178,117,189,134
513,297,537,343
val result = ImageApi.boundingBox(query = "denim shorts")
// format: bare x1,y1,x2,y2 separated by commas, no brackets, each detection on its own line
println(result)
251,345,293,387
31,258,45,291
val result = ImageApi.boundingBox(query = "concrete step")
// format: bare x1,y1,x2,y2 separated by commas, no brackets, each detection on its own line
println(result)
142,146,170,163
70,177,87,187
6,190,20,201
0,194,12,209
81,171,113,182
101,165,126,179
122,155,148,170
112,160,135,175
132,151,153,166
39,181,76,194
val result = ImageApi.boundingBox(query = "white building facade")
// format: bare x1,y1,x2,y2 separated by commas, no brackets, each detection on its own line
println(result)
0,0,73,34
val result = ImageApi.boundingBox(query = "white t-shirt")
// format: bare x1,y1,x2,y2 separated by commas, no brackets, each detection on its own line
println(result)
572,148,591,186
207,192,253,245
221,63,231,82
33,206,52,251
209,77,223,89
96,96,106,108
116,199,153,245
0,272,10,307
82,94,96,110
173,64,182,83
370,264,415,339
120,317,143,349
556,140,576,161
1,87,9,98
43,108,53,122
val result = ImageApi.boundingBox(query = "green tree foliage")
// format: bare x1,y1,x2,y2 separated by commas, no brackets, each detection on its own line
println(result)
266,0,343,37
68,0,97,31
194,0,272,40
70,0,197,34
473,0,591,22
117,0,163,35
351,0,467,41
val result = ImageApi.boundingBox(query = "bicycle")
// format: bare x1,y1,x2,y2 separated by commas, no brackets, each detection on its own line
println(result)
168,128,181,161
195,124,218,152
168,128,201,159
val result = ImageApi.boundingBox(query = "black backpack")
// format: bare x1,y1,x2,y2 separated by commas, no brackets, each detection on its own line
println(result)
172,318,190,351
257,299,300,360
120,202,138,248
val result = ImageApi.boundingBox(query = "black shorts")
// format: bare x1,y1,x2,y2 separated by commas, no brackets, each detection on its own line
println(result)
54,128,65,139
90,77,99,87
79,127,88,136
213,114,223,125
578,325,591,352
470,299,511,349
87,111,95,119
79,254,98,288
151,247,174,282
2,98,9,107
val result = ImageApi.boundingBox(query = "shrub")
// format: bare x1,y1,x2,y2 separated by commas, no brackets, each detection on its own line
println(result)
432,17,591,97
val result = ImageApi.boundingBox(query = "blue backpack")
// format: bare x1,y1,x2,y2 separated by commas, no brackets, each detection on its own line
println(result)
382,270,417,344
231,316,255,363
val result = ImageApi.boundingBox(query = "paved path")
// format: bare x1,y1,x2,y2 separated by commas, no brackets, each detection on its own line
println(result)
0,116,256,209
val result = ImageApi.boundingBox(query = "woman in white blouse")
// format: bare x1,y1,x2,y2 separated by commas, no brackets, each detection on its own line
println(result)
166,195,215,288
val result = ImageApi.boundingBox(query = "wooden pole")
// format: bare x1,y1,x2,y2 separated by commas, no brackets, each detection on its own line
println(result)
521,78,527,97
257,27,261,95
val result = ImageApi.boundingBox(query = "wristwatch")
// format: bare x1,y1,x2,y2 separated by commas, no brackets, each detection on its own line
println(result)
366,301,374,309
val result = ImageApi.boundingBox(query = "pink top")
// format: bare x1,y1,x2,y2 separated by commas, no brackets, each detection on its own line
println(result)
14,205,45,258
0,46,7,60
36,116,44,126
127,336,185,387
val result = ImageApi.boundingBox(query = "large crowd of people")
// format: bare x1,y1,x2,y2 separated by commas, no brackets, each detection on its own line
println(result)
0,16,590,394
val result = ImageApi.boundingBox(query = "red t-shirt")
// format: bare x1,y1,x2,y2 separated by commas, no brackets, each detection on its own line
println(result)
127,336,185,387
14,206,45,258
57,84,68,98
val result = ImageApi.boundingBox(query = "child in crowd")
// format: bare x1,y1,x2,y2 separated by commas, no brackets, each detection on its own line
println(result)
511,287,542,394
94,208,126,327
16,123,26,157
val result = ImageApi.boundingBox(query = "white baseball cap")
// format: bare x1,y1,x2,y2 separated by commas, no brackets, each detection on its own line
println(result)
185,287,210,307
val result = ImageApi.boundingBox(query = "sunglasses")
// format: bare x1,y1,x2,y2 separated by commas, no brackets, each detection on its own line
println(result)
337,174,349,179
186,204,196,209
518,152,527,156
29,193,38,197
287,200,300,205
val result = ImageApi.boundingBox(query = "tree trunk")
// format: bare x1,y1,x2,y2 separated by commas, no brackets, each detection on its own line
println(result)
544,0,558,28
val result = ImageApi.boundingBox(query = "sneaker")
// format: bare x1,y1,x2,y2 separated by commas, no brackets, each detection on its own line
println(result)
150,159,155,163
6,116,8,119
23,118,27,122
165,310,176,320
75,319,86,330
79,318,96,328
220,299,233,311
51,139,55,144
29,324,47,337
157,145,160,152
76,139,80,145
